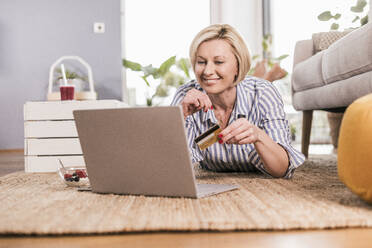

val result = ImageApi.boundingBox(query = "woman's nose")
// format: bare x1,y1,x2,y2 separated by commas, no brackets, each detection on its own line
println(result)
204,61,215,75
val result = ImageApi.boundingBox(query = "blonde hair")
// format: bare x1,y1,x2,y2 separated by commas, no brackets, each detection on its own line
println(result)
189,24,251,84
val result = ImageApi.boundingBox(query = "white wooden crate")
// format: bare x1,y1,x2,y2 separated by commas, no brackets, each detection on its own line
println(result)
24,100,127,172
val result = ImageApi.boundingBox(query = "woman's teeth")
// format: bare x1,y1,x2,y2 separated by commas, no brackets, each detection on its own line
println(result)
205,79,219,83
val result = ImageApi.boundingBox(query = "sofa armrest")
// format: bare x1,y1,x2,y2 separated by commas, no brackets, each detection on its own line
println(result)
292,39,314,69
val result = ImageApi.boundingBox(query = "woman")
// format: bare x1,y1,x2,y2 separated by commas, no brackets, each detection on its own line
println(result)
171,24,304,178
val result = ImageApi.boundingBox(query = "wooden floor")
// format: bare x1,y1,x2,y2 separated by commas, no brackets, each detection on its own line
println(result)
1,151,372,248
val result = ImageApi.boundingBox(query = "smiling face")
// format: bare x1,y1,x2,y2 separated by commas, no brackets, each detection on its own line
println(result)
194,39,238,95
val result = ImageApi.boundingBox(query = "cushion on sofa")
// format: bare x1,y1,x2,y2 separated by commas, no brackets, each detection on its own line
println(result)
322,22,372,84
312,30,352,53
292,51,325,92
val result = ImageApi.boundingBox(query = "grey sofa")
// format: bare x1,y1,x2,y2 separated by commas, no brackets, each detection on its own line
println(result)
291,22,372,157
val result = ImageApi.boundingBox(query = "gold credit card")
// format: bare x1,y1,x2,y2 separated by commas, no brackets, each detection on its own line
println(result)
194,124,222,150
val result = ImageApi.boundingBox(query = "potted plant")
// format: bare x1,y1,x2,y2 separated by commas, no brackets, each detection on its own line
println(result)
249,34,289,82
56,68,87,92
123,56,191,106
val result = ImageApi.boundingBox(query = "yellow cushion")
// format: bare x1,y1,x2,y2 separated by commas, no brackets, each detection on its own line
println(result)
338,93,372,204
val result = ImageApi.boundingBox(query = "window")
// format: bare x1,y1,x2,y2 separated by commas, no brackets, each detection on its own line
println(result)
271,0,369,72
122,0,210,106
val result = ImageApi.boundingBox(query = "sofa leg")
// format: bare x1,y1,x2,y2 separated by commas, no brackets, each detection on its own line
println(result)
302,110,313,158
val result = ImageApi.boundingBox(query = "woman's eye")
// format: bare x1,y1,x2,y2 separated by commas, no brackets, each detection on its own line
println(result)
197,61,206,65
215,61,224,64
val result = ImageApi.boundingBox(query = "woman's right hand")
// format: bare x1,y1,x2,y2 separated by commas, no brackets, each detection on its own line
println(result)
181,89,212,119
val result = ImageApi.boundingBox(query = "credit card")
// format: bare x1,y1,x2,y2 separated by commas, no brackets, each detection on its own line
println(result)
194,124,222,150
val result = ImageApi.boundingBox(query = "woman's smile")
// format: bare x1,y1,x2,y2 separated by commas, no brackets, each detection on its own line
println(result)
203,77,221,85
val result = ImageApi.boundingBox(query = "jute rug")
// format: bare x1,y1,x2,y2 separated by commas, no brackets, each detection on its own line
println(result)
0,155,371,235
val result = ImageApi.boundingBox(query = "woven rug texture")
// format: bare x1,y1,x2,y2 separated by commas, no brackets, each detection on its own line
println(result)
0,155,371,235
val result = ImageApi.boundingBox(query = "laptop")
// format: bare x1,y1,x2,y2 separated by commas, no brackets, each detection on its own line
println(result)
73,106,238,198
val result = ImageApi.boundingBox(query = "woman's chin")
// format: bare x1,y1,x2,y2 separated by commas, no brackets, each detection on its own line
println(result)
204,87,223,95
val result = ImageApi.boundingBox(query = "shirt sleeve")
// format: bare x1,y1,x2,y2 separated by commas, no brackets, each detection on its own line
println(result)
171,81,204,163
256,83,305,179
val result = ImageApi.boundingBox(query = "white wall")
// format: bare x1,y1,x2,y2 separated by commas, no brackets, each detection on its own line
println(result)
210,0,263,58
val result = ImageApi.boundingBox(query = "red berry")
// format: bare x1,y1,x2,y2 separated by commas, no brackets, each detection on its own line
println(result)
64,174,72,180
76,170,87,178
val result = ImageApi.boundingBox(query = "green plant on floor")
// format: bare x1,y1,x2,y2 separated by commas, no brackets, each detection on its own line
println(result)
317,0,369,30
123,56,191,106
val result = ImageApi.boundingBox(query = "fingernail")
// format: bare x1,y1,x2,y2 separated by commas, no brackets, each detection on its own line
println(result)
218,134,223,138
218,139,223,144
211,106,213,110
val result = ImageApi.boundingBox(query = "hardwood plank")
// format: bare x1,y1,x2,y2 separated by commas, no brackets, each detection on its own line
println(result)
0,151,24,176
1,228,372,248
0,149,23,153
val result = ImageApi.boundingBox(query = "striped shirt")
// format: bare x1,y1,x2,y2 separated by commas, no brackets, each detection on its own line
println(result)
171,76,305,179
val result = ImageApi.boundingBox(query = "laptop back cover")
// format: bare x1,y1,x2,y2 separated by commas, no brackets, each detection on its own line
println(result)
73,106,198,197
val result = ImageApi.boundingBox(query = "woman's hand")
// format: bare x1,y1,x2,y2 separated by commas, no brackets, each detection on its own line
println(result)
181,89,212,119
218,118,261,145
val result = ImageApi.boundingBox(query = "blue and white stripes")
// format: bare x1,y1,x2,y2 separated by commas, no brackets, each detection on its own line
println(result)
171,76,305,179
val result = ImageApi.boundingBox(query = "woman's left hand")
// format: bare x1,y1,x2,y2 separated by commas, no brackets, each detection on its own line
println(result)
218,118,261,145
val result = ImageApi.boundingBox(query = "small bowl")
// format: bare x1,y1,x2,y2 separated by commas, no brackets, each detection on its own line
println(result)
57,160,90,187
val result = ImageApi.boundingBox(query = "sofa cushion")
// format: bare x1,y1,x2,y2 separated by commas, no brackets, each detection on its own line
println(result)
322,22,372,84
292,51,325,92
292,71,372,111
312,31,351,53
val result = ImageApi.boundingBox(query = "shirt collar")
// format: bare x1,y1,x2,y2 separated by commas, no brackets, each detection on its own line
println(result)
199,82,250,124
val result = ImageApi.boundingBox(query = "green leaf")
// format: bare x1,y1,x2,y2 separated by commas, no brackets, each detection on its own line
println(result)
318,11,333,21
141,75,151,87
361,15,368,25
251,55,260,61
334,13,341,20
164,72,176,86
330,23,339,30
155,84,169,98
273,54,289,61
142,64,157,77
176,58,191,78
267,60,274,68
158,56,176,77
262,40,268,52
351,0,367,13
352,16,360,23
123,59,142,71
